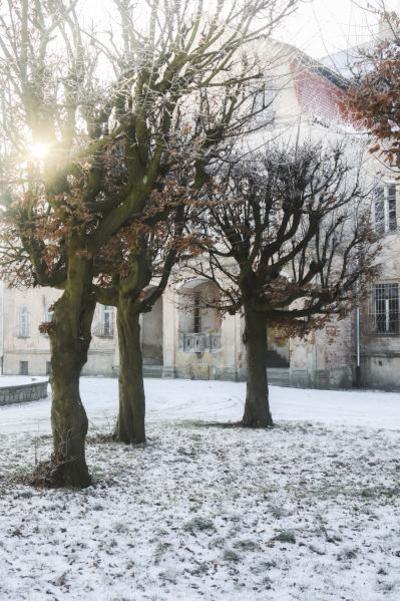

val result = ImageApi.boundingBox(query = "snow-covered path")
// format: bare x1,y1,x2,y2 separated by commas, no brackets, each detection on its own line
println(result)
0,377,400,435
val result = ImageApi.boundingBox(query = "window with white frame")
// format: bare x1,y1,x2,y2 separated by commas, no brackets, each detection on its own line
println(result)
17,306,30,338
93,305,114,338
102,305,114,337
39,302,54,337
374,183,397,234
93,305,114,337
373,283,399,335
44,305,54,322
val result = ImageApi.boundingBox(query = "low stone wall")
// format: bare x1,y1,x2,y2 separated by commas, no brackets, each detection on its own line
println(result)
0,380,48,406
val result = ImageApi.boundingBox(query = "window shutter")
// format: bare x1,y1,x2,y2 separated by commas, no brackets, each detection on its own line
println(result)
388,184,397,232
374,186,385,234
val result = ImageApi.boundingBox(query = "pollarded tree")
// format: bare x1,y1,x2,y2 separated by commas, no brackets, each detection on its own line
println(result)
0,0,107,487
187,144,379,427
94,181,196,444
89,0,299,447
0,0,298,486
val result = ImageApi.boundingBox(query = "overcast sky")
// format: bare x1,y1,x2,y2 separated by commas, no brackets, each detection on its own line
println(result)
278,0,399,58
86,0,399,60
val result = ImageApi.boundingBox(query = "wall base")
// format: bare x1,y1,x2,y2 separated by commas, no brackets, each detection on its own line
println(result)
360,354,400,391
162,366,177,379
0,380,48,405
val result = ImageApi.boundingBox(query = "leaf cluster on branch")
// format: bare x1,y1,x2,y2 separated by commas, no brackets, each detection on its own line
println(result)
347,10,400,170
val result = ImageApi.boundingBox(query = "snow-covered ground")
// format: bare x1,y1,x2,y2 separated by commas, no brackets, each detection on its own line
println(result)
0,378,399,600
2,377,400,435
0,375,48,387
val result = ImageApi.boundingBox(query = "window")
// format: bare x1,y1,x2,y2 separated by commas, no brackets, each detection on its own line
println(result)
45,306,54,323
19,361,28,375
42,296,54,323
103,305,113,337
17,307,30,338
40,303,54,337
46,361,52,375
193,294,201,334
250,83,275,126
100,305,114,337
374,183,397,234
374,283,399,335
92,305,114,337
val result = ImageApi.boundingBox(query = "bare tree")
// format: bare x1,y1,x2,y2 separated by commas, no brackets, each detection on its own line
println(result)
187,143,379,427
93,180,194,444
0,0,105,487
0,0,298,486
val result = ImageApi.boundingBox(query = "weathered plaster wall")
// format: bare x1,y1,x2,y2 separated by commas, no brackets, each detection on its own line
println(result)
359,223,400,390
289,315,354,389
142,297,163,365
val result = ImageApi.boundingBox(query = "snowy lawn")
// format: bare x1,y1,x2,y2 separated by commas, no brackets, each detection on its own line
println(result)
0,378,399,600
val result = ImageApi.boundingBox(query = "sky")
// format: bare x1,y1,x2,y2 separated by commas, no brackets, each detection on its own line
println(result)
86,0,399,60
83,0,399,62
278,0,400,58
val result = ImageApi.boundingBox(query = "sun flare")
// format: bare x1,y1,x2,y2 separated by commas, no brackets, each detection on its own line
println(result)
29,142,49,160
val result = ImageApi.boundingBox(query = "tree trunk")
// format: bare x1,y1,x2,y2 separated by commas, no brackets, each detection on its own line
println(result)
115,296,146,444
242,307,274,427
46,256,96,488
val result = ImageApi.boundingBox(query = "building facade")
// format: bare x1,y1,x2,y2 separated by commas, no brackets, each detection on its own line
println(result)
0,278,354,390
1,39,398,390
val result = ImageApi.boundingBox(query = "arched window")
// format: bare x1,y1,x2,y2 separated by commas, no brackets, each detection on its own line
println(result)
179,281,221,353
18,306,30,338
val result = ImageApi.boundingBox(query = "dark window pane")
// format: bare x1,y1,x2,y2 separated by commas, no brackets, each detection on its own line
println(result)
194,294,201,333
19,361,28,375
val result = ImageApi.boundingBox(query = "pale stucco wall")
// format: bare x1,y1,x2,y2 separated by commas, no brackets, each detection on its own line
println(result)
1,286,117,376
142,297,163,365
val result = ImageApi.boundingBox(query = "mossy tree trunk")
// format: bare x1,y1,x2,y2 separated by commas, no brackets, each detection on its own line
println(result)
48,254,96,488
242,306,274,428
115,295,146,444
